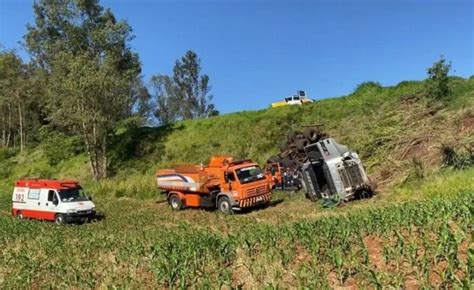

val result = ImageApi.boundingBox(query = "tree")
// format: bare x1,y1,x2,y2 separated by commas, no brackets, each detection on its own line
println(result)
25,0,141,180
150,75,179,124
151,50,219,124
0,50,39,151
425,56,452,100
129,77,152,123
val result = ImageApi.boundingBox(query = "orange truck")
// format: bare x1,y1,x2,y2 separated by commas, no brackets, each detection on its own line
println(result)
156,155,272,214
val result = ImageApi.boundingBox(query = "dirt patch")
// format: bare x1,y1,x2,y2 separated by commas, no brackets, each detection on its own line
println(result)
327,271,358,290
404,275,420,290
459,114,474,134
457,240,469,264
231,248,255,289
429,260,447,287
295,244,312,264
281,244,313,287
363,236,386,271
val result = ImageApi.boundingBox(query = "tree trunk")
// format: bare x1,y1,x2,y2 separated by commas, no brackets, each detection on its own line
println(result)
1,113,5,148
6,103,12,148
82,119,98,181
82,119,107,181
100,130,107,179
16,91,24,152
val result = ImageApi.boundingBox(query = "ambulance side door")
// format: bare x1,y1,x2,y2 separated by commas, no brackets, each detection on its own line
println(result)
25,188,41,218
39,188,56,221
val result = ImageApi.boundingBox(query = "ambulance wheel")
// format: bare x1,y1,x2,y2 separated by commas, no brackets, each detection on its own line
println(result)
16,211,24,220
55,214,65,225
217,196,233,215
169,194,183,210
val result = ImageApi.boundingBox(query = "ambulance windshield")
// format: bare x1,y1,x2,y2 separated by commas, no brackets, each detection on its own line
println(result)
58,188,89,202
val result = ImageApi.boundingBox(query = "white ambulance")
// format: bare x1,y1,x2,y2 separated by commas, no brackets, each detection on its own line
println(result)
12,179,96,224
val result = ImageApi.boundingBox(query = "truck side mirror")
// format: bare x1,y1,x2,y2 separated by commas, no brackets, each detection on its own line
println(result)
89,195,93,201
53,198,58,206
224,173,230,183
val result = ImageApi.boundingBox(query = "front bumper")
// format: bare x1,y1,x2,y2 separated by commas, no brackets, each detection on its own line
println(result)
63,210,96,223
235,193,271,209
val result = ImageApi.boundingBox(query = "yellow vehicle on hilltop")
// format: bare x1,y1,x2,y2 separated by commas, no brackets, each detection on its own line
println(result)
271,90,314,108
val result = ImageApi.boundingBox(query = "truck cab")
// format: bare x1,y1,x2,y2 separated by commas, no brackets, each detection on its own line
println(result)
12,179,96,224
300,138,374,201
221,161,271,211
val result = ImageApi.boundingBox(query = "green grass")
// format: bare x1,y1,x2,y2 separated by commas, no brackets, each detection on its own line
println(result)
0,77,473,287
0,185,472,288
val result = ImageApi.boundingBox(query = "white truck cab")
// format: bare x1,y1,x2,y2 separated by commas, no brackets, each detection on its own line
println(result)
12,179,96,224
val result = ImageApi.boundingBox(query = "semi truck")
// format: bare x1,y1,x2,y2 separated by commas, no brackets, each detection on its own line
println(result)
156,155,272,214
267,127,375,201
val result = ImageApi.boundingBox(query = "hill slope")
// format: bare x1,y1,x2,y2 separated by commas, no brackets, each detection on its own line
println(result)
1,77,472,198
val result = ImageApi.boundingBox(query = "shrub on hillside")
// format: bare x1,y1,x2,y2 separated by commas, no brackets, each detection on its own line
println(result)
353,81,383,95
38,126,84,166
441,144,474,170
0,148,18,162
425,56,452,101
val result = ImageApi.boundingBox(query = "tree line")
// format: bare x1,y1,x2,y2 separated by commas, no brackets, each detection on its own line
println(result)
0,0,218,180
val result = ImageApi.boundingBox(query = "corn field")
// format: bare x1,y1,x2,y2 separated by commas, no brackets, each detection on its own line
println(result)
0,191,472,288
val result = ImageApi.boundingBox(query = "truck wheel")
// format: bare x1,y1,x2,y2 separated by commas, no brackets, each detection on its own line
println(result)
303,127,319,142
279,141,289,152
267,155,280,164
217,196,233,214
296,138,310,151
169,194,183,210
17,211,24,220
55,214,65,225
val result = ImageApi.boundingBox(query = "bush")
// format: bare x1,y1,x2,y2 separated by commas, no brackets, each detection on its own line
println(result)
425,56,452,101
38,126,84,166
441,144,474,170
353,81,383,95
0,147,18,162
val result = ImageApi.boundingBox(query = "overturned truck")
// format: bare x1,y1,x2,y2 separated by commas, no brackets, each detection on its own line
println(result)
267,126,376,201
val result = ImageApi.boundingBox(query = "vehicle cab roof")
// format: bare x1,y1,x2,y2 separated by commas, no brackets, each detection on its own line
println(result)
15,179,80,190
228,161,259,171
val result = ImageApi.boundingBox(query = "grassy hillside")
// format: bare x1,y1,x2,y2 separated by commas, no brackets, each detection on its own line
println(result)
0,76,472,198
0,77,473,288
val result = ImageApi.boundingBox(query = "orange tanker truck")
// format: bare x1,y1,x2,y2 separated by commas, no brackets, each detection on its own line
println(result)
156,155,272,214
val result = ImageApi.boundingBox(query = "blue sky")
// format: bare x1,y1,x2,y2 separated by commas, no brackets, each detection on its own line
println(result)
1,0,473,114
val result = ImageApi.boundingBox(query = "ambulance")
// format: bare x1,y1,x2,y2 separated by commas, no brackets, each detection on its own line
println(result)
12,179,96,224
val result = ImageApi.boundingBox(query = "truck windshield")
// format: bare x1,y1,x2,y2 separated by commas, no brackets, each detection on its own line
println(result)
235,166,265,184
58,188,89,202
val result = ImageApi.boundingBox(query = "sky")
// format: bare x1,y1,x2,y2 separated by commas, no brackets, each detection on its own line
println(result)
0,0,473,114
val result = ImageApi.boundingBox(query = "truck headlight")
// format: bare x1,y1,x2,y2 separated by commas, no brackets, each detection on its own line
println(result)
67,209,77,213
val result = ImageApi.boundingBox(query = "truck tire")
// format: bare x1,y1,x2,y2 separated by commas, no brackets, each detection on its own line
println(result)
55,214,65,225
287,131,297,142
16,211,24,220
169,193,183,210
217,196,233,214
303,127,319,142
289,150,298,160
280,157,294,168
279,141,289,152
267,155,280,164
296,153,308,164
296,138,310,151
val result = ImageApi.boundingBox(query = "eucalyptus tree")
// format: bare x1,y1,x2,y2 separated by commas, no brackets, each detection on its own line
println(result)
25,0,141,179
